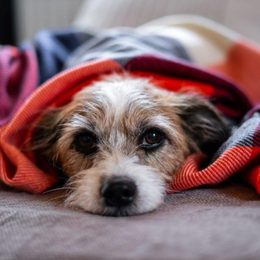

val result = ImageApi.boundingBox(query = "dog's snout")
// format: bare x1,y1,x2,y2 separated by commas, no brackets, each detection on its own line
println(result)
101,177,136,207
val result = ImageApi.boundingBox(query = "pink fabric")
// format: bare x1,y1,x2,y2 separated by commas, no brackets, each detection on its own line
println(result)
0,46,38,126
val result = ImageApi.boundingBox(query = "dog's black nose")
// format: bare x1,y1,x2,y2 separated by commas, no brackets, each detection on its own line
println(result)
101,177,136,207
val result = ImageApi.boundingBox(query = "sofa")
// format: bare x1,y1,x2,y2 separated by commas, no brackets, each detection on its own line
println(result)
1,1,260,259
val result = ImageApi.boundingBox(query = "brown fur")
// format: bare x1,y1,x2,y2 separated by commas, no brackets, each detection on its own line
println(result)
31,74,229,215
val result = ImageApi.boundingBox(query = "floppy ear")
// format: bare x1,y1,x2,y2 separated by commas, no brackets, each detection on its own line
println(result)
172,93,230,156
31,108,63,162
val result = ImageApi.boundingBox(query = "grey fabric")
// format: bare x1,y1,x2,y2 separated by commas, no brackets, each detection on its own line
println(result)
1,184,260,260
212,114,260,162
65,29,191,68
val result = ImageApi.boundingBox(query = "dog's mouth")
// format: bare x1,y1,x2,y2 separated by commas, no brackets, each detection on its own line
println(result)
102,205,137,217
64,163,165,217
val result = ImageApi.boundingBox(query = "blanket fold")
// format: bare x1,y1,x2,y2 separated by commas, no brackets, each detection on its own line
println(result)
0,16,259,195
0,45,38,126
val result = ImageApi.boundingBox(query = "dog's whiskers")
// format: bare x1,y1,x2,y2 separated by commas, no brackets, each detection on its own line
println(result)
45,195,66,205
43,187,70,194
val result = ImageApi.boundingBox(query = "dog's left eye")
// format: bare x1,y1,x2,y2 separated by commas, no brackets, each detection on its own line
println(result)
139,128,165,150
73,131,98,155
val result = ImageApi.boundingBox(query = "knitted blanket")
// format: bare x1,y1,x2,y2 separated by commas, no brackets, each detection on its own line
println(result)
0,17,259,194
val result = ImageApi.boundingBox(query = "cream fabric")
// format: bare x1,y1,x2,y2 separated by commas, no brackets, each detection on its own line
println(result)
74,0,260,43
137,15,238,66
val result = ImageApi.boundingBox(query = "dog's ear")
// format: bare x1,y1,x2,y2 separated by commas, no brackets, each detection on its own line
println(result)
31,108,63,161
170,93,230,156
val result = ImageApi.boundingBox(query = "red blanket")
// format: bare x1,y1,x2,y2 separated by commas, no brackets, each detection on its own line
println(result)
0,55,259,193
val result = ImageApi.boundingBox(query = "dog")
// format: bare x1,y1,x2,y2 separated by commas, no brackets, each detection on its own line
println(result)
31,73,229,216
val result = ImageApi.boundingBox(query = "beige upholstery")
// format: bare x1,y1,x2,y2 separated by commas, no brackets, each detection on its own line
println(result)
74,0,260,43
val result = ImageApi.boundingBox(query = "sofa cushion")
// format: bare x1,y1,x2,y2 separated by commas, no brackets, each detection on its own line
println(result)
1,183,260,260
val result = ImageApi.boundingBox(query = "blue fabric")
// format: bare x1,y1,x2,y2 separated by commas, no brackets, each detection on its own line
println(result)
34,28,92,84
32,28,191,84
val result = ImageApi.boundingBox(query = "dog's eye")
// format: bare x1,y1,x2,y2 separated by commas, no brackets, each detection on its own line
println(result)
73,131,98,155
139,128,165,151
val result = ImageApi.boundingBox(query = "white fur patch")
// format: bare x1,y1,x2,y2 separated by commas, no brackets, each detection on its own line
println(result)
65,154,165,216
60,75,179,215
83,74,154,121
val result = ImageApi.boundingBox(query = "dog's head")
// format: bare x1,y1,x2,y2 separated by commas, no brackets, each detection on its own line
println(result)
32,74,229,216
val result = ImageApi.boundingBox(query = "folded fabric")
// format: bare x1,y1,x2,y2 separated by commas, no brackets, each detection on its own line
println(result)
0,17,259,195
34,28,92,84
138,15,260,105
0,29,93,127
0,45,38,126
0,55,258,194
67,15,260,104
65,28,191,68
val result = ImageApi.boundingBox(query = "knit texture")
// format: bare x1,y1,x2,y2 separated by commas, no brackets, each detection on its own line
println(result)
0,18,259,194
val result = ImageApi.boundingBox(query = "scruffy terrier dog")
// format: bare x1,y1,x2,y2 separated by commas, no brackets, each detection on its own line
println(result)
32,74,229,216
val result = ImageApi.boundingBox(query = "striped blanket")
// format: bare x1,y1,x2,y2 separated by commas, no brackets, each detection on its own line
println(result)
0,16,259,194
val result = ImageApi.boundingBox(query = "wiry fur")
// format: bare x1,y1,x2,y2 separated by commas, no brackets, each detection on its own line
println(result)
31,74,229,216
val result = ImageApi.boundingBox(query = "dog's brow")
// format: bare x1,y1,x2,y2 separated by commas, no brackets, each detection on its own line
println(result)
66,114,94,131
135,115,174,135
148,115,172,129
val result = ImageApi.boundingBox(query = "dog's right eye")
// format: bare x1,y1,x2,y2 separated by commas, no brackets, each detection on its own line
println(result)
73,131,98,155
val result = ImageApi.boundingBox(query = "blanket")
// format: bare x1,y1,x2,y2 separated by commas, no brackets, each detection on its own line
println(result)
0,17,259,195
0,44,38,126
